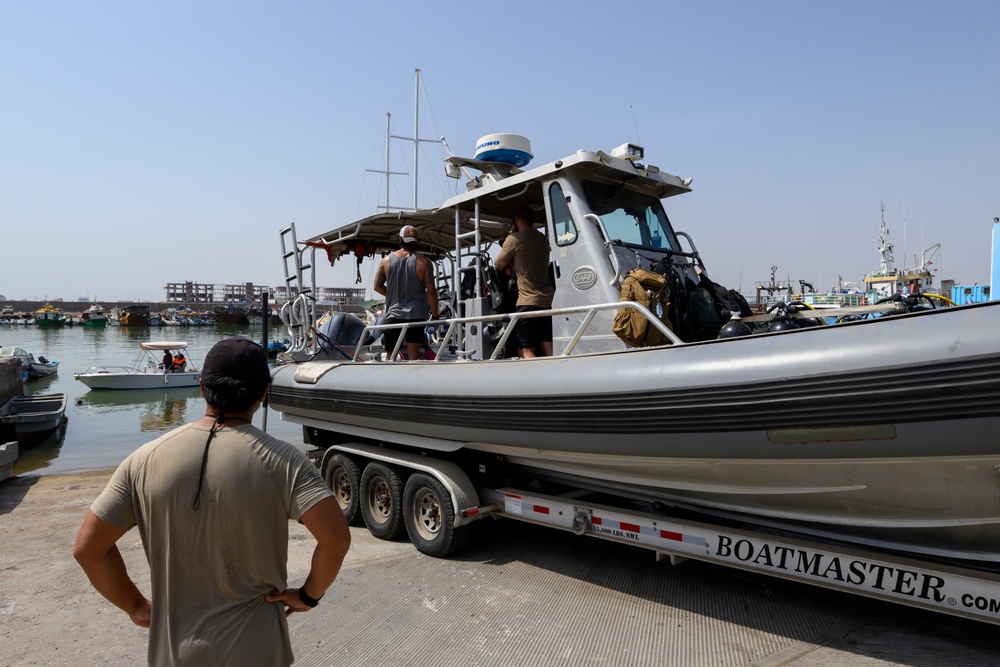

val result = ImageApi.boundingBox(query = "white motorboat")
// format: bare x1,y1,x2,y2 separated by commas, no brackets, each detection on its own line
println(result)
0,346,59,379
74,341,200,389
267,134,1000,563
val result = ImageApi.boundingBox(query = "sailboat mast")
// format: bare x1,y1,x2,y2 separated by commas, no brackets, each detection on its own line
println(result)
384,113,391,213
413,68,420,210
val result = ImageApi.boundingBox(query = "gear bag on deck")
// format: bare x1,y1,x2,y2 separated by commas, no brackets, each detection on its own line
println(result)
612,269,673,347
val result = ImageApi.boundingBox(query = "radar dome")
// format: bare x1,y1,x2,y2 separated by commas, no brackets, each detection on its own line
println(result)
474,133,532,167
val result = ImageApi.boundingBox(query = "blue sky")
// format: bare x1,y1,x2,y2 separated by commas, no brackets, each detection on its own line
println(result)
2,1,997,302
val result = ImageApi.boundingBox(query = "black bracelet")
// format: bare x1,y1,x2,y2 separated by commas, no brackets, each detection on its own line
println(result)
298,586,323,608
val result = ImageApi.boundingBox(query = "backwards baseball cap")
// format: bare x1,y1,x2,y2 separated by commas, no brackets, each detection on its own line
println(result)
399,225,420,246
201,338,270,396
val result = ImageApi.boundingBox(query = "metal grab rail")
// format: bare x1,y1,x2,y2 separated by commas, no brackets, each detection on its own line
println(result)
354,301,683,362
581,214,622,286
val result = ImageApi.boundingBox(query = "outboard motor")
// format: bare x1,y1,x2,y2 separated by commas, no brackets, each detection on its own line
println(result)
319,312,368,345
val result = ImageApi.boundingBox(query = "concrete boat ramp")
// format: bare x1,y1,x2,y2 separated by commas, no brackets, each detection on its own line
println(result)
1,471,998,666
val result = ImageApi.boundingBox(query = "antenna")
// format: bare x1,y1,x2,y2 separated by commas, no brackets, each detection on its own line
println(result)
630,105,641,144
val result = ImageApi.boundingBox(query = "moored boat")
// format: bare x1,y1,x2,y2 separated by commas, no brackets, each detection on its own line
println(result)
74,341,200,389
267,134,1000,563
118,304,151,326
0,346,59,379
0,393,67,443
35,303,66,328
81,303,108,328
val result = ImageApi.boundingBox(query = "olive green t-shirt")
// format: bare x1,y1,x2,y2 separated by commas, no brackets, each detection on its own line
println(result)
495,226,554,308
91,423,332,667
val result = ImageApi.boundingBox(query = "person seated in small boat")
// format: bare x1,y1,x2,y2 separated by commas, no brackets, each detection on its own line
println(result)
373,225,439,361
162,350,174,372
172,352,187,373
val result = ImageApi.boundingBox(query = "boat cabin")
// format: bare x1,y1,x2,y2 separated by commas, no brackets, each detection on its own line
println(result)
283,137,743,361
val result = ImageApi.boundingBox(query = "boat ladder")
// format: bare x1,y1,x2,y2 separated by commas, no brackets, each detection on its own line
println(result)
278,223,319,355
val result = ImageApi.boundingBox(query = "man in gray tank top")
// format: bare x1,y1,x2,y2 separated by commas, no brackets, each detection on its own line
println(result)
373,225,439,360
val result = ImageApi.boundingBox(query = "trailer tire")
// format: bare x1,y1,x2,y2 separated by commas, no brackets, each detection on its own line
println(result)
326,453,362,525
403,473,469,557
360,462,406,540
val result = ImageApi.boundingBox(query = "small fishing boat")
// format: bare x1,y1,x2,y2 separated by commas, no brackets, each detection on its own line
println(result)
267,339,290,357
117,304,150,326
35,303,66,328
81,303,108,329
0,393,67,443
74,341,201,390
0,346,59,379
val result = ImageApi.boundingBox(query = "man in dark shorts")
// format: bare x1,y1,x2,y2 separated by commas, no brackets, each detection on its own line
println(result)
494,206,555,357
373,225,439,361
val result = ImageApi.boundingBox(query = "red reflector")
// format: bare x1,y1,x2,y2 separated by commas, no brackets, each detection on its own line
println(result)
593,516,603,526
466,509,480,517
621,522,640,533
661,530,682,542
533,505,550,514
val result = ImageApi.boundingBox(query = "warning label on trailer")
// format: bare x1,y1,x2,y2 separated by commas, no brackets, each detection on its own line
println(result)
504,493,522,516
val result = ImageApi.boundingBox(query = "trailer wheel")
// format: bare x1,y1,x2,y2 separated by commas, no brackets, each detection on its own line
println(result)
326,453,362,525
403,473,469,557
360,462,405,540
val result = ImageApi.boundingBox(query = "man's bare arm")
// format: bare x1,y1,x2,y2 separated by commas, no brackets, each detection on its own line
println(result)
265,497,351,615
373,257,389,296
419,257,439,318
73,511,151,628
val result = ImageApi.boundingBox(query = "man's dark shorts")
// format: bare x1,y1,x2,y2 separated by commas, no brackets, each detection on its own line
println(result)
382,317,426,351
513,305,552,351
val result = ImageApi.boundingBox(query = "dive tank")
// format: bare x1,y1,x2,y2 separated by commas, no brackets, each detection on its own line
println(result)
766,316,801,333
717,316,752,338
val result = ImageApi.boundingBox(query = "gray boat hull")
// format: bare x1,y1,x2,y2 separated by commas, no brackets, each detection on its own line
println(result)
270,301,1000,560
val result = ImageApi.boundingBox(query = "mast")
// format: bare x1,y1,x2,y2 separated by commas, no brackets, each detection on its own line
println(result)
876,203,895,275
388,68,443,211
413,68,420,209
366,69,445,212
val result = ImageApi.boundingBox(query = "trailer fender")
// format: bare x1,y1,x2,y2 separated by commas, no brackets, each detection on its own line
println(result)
329,442,480,527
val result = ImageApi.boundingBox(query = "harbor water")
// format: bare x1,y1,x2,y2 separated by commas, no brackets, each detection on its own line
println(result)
3,323,303,476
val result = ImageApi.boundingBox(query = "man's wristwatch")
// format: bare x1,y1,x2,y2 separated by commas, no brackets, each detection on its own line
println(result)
298,586,323,608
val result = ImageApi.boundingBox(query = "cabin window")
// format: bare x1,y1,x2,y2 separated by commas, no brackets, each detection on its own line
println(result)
549,182,578,246
581,180,680,251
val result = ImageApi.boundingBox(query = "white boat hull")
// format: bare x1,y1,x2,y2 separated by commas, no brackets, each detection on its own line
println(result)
75,369,201,390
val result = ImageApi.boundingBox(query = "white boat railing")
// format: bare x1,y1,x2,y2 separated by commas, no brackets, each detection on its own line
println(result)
356,301,683,362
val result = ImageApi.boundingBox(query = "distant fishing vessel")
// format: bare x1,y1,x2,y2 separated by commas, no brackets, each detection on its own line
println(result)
863,204,940,297
81,303,108,329
117,304,150,326
35,303,66,328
